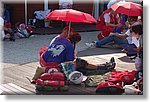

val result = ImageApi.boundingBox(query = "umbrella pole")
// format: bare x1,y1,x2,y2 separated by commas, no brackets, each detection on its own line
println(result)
68,22,71,36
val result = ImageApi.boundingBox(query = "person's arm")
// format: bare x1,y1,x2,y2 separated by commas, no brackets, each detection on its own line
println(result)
109,32,128,39
105,22,122,27
65,46,75,61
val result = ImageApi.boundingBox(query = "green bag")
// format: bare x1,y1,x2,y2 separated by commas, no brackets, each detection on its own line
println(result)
84,72,111,87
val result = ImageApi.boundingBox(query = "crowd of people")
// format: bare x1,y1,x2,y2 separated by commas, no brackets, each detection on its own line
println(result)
31,1,143,94
32,15,143,94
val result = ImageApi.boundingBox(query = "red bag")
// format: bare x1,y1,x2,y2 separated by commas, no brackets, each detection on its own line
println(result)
39,72,65,81
36,79,65,87
96,81,124,95
110,70,137,84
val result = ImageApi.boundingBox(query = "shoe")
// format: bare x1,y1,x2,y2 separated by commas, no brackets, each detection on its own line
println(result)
92,41,97,44
121,49,127,53
109,57,115,63
85,42,96,48
106,57,116,70
31,80,36,84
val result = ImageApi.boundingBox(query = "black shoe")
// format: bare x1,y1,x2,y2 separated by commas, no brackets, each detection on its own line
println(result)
109,57,115,63
106,57,116,70
31,80,36,84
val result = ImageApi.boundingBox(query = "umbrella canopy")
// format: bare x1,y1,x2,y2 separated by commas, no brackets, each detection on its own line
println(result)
110,1,142,16
46,9,97,23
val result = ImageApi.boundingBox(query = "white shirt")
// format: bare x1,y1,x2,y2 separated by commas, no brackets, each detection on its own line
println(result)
104,13,110,23
132,35,143,47
132,37,139,47
103,13,119,24
125,29,132,44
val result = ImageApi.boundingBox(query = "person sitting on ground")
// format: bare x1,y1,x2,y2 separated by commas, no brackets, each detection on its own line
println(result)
96,8,122,40
3,20,15,41
86,16,141,54
31,32,81,83
39,26,74,56
14,23,33,38
130,23,143,55
120,22,143,57
40,32,81,70
130,22,143,71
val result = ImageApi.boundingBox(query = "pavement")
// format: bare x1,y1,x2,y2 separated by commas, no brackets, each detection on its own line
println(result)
1,30,136,94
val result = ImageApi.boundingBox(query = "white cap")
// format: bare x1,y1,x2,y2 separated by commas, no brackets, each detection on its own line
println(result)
69,71,84,84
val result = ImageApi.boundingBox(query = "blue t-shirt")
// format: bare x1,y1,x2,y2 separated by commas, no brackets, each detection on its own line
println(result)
43,35,74,63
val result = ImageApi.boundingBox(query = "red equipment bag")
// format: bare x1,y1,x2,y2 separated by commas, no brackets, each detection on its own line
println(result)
36,79,65,87
96,81,124,95
39,72,65,81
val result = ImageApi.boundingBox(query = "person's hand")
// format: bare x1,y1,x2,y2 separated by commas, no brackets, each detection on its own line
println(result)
125,21,131,28
109,33,116,36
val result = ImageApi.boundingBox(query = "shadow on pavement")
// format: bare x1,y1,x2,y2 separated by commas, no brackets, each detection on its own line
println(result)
118,56,135,63
77,47,121,57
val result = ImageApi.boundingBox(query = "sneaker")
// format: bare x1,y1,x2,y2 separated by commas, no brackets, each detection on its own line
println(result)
109,57,115,63
106,57,116,70
85,42,96,48
92,41,97,44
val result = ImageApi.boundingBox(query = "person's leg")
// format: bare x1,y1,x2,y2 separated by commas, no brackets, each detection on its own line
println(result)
120,44,138,57
96,36,128,47
83,57,116,70
75,57,116,75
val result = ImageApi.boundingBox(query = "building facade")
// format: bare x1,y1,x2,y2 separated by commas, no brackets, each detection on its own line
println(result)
2,0,100,26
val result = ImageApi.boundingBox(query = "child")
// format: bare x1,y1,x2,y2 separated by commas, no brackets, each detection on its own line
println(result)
130,22,143,56
130,22,143,71
120,21,143,57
